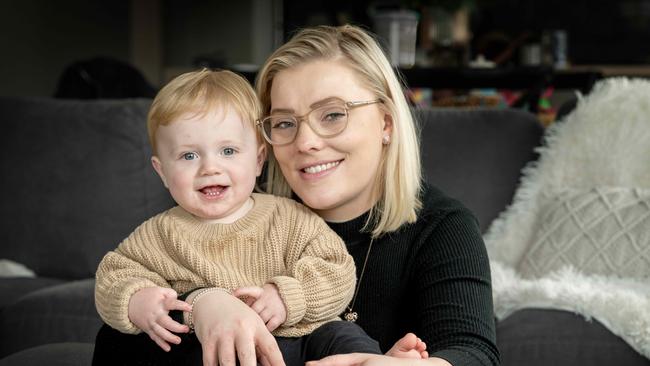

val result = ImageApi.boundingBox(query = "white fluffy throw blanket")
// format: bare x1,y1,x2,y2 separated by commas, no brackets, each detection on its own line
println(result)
484,78,650,358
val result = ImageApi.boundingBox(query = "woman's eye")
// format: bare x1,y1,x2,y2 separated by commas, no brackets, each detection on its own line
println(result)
319,106,347,123
182,152,198,160
323,112,345,122
222,147,235,156
272,119,296,129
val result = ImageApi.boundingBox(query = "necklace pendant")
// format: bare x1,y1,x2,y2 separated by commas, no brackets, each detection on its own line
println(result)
344,311,358,322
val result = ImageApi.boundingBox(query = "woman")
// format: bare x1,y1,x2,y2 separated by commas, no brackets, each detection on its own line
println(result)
93,24,498,366
254,25,499,366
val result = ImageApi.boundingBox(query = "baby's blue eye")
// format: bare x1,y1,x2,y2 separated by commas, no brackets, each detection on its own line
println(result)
182,152,197,160
222,147,235,156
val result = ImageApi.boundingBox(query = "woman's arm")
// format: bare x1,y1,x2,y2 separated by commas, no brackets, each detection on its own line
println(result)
307,353,452,366
411,210,499,366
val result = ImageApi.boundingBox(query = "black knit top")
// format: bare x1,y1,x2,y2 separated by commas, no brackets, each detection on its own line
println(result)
327,185,499,366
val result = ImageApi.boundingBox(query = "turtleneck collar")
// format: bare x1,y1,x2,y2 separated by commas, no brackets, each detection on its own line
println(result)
326,211,372,247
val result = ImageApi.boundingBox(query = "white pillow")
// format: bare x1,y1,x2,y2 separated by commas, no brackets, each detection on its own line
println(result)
519,187,650,279
0,259,36,277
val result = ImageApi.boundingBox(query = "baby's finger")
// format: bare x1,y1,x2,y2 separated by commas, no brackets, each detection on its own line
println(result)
251,299,266,315
232,286,264,300
159,315,190,334
258,308,273,324
148,332,171,352
265,315,282,332
164,298,193,312
153,323,182,345
160,287,179,299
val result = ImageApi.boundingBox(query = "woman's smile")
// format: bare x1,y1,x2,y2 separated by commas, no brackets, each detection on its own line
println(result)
300,159,342,175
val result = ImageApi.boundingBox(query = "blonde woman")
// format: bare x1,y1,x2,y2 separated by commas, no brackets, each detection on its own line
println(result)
255,25,499,366
94,25,498,366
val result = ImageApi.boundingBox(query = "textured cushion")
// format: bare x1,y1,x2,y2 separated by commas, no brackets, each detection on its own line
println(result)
519,187,650,278
0,97,174,279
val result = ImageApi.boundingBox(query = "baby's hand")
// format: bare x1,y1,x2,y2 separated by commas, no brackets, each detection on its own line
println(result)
128,287,192,351
232,284,287,332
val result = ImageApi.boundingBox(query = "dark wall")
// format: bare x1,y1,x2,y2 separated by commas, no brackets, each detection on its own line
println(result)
0,0,130,97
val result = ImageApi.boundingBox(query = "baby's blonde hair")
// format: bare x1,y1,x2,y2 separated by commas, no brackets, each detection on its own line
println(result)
256,25,422,237
148,69,262,154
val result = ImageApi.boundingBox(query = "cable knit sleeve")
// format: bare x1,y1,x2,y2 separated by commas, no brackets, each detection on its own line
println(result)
267,203,356,327
94,215,172,334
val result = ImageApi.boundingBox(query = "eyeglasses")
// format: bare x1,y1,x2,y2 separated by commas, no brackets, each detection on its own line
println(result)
256,98,382,145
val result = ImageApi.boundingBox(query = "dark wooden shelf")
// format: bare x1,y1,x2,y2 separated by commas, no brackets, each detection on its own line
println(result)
398,66,603,93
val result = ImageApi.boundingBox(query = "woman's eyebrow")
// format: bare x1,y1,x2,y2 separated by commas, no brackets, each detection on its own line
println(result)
269,107,294,114
310,97,340,108
270,97,342,115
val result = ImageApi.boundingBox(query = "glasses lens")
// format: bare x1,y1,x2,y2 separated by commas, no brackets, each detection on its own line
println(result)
311,103,348,137
263,116,297,144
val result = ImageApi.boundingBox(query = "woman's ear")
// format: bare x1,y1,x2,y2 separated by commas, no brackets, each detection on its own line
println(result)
256,144,267,176
382,111,394,142
151,156,169,188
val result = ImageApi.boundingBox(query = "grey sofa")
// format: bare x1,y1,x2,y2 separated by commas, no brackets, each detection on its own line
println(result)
0,97,646,365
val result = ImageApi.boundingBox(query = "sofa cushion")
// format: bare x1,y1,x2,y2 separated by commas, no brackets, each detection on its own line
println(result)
0,97,174,279
0,342,94,366
415,107,543,232
497,309,649,366
0,278,101,357
0,277,66,309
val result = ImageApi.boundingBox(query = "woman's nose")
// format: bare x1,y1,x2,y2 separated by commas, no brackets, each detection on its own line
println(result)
293,120,324,152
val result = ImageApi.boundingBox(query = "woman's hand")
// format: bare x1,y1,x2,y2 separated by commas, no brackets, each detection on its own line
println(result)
233,284,288,332
128,287,191,351
190,289,286,366
306,353,451,366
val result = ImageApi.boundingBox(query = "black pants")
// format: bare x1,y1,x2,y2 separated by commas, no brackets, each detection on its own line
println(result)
92,321,381,366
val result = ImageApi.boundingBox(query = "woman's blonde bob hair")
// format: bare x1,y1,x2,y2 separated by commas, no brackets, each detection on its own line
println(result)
256,24,422,237
148,69,262,154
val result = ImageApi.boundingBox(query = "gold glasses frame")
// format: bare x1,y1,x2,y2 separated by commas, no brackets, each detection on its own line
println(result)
256,98,382,145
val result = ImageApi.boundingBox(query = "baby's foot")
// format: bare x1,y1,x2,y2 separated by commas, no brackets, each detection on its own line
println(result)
386,332,428,359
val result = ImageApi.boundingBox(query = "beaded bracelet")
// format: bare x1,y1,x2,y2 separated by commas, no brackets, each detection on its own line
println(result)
187,287,230,331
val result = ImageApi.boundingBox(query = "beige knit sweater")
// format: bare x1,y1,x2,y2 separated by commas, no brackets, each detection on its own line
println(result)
95,193,355,337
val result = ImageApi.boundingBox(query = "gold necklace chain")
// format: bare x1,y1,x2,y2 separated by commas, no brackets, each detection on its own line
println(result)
343,237,374,322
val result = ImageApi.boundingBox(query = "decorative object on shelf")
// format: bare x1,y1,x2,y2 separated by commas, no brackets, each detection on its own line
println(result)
371,10,419,67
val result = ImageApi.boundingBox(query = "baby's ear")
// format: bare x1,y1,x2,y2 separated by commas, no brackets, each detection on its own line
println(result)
256,144,267,176
151,156,169,188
